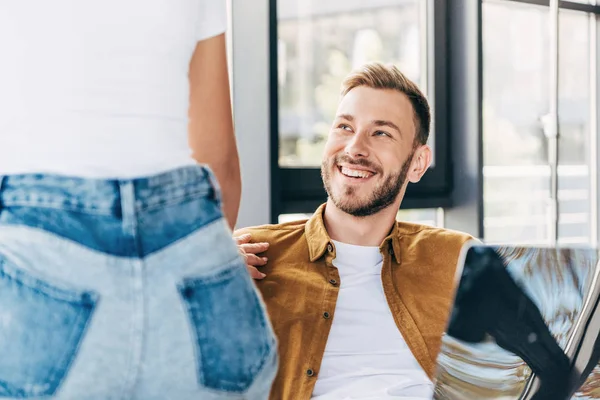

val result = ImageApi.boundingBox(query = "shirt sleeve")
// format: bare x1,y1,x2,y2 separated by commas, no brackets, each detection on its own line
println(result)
197,0,227,41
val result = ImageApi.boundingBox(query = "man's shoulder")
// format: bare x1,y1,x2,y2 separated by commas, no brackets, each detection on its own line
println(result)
396,221,475,248
235,219,308,244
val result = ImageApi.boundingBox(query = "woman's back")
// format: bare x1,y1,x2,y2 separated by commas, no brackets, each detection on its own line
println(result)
0,0,224,177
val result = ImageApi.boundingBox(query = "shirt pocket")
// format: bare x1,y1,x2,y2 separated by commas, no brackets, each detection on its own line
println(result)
177,257,277,393
0,255,98,397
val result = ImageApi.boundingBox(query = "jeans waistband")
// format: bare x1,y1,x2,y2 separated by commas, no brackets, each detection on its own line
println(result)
0,165,219,216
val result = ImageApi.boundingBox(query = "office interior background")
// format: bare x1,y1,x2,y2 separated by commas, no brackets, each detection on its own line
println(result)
227,0,600,248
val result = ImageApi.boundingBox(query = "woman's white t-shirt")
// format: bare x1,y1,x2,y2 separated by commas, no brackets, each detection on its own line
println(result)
0,0,226,178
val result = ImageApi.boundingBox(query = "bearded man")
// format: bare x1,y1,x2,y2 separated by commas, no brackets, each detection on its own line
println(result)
235,62,473,400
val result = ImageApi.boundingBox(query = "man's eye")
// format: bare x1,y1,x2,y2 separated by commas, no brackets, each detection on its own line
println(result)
375,131,390,137
338,124,352,131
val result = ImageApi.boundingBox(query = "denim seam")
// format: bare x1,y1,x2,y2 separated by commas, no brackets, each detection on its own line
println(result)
118,180,144,400
0,258,99,303
176,286,205,389
0,257,99,397
0,198,114,216
0,379,23,397
0,225,132,262
179,254,245,286
177,293,269,393
136,188,212,212
123,258,145,400
185,347,278,399
242,346,278,397
45,302,97,396
177,259,273,393
141,214,222,259
182,256,243,288
121,263,138,400
2,190,213,215
0,176,6,212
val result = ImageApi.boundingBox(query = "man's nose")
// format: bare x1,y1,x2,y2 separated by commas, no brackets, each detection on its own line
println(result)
344,131,369,158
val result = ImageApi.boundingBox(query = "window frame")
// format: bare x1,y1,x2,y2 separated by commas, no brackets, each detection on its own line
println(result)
477,0,600,245
268,0,453,221
265,0,600,241
502,0,600,14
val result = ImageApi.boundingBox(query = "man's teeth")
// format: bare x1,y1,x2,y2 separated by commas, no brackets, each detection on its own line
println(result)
340,167,373,178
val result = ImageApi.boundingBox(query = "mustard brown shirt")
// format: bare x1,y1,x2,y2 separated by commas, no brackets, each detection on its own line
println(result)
237,204,473,400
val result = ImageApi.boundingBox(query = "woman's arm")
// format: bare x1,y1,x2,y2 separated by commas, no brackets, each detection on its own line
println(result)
188,33,240,230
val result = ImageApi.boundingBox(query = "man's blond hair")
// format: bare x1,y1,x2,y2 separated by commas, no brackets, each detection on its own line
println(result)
341,62,431,146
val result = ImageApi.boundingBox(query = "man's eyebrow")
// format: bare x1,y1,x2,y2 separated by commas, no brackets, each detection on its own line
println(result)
373,119,402,136
335,114,354,121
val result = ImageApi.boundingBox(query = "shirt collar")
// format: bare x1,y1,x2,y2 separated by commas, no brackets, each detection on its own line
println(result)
305,203,402,263
380,223,402,264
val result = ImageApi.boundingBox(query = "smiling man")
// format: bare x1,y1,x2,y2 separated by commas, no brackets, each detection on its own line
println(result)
236,62,473,400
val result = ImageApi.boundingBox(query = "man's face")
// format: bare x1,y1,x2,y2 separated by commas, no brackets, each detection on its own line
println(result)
321,86,424,217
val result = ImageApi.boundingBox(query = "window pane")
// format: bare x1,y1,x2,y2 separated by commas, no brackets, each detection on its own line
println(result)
397,208,443,227
278,213,312,224
483,1,550,244
482,1,593,245
277,0,429,167
279,208,443,227
557,11,591,245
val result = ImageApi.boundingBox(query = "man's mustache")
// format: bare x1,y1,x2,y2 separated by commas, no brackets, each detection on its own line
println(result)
332,155,381,174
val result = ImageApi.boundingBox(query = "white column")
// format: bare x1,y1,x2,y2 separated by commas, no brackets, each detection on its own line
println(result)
230,0,272,228
592,11,599,247
546,0,560,245
443,0,484,239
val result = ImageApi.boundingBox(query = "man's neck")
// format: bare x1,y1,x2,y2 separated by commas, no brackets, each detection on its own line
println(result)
322,199,398,247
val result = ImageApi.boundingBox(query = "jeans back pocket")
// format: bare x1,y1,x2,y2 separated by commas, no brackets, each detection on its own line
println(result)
0,256,97,397
178,258,276,393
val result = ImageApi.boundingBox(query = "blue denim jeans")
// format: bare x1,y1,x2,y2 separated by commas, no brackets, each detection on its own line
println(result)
0,166,277,400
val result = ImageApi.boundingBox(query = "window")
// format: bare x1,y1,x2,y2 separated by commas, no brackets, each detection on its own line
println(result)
482,0,596,245
271,0,452,220
277,0,428,167
279,208,444,227
557,10,593,244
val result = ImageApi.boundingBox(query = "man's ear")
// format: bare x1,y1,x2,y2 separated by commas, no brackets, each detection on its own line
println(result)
407,145,432,183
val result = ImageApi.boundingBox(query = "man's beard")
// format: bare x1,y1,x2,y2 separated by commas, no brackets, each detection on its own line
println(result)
321,153,414,217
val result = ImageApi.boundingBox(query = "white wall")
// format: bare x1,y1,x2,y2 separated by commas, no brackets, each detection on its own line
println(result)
231,0,272,229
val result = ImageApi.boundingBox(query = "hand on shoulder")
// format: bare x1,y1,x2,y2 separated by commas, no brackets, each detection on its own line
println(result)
234,232,270,280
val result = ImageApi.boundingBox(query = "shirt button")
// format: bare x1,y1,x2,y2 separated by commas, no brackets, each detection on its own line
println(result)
329,278,337,286
323,312,331,319
306,368,315,377
327,244,333,252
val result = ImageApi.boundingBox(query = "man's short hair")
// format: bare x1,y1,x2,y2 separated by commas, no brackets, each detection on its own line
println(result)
340,62,431,146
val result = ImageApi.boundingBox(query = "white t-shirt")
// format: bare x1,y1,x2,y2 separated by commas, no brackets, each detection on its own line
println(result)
0,0,226,178
312,240,433,400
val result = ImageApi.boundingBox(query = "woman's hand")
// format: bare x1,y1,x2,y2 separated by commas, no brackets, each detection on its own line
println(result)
234,233,269,280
